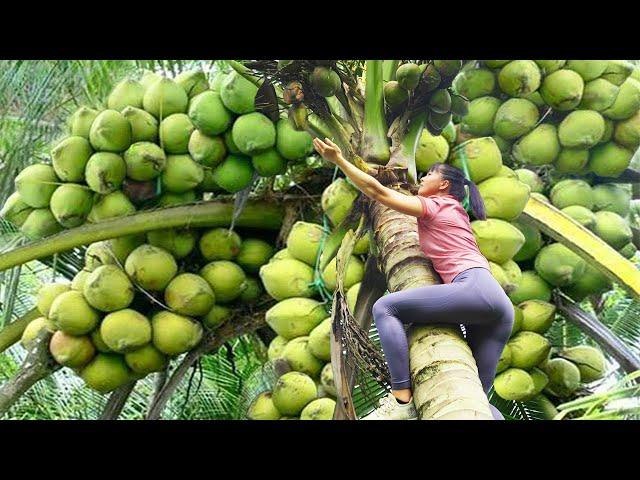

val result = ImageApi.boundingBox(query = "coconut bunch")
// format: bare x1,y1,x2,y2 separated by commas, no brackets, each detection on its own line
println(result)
20,226,278,394
451,60,640,178
383,60,466,136
0,68,316,240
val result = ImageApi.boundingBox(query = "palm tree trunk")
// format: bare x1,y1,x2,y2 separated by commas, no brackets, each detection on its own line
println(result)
369,198,493,420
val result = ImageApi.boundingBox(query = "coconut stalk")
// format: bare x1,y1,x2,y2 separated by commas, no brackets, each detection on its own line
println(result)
361,60,390,165
0,329,60,416
369,190,493,420
0,307,40,354
100,381,137,420
0,200,283,274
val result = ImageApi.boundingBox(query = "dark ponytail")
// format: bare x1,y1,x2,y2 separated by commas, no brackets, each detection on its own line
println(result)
427,163,487,220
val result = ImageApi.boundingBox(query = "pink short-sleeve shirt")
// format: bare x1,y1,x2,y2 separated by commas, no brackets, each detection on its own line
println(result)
416,194,490,284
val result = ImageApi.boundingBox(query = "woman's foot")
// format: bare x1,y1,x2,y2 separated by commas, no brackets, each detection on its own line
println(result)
360,393,418,420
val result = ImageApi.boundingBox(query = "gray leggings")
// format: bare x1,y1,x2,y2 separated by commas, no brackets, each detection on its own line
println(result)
373,267,514,412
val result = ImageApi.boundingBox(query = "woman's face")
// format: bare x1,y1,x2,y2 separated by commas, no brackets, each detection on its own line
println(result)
418,168,450,197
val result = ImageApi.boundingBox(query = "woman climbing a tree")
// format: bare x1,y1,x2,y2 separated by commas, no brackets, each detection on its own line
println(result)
313,137,514,421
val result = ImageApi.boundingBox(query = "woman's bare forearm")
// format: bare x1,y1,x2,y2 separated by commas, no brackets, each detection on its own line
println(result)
334,155,384,199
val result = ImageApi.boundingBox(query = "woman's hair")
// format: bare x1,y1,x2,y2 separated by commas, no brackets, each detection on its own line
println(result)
427,162,487,220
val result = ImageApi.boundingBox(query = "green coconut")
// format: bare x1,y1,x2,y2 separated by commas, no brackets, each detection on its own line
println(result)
471,218,526,263
159,114,194,154
384,81,409,108
107,234,146,265
282,336,324,378
238,276,262,302
501,259,522,287
286,221,326,266
161,154,204,192
231,112,276,156
601,60,635,86
489,262,511,293
259,258,315,300
619,243,637,259
497,60,541,98
508,271,552,304
613,110,640,150
268,336,289,361
300,398,336,420
89,109,132,153
188,131,226,168
83,265,135,312
308,318,331,362
36,282,71,317
346,282,361,315
534,60,566,75
592,211,633,250
511,219,543,262
200,260,248,304
494,368,535,401
0,192,33,227
49,290,100,335
309,66,342,96
396,63,421,91
561,205,596,229
558,345,606,383
461,96,502,135
415,130,450,172
539,69,584,111
483,61,510,69
220,71,258,114
164,273,215,316
248,392,282,420
565,60,608,81
514,169,544,193
535,242,587,287
197,169,222,194
142,77,189,119
80,354,131,394
563,264,612,302
272,371,318,416
140,70,162,91
579,78,619,111
320,363,337,397
121,106,159,143
265,297,328,340
235,238,275,274
442,122,456,144
592,184,631,216
511,305,523,337
20,209,63,239
251,148,287,177
21,317,55,348
508,331,551,369
321,255,365,292
554,148,590,174
188,91,232,136
493,98,539,140
124,344,167,375
84,241,117,271
175,70,209,98
451,137,503,184
100,309,152,353
453,68,496,100
211,154,254,193
123,142,167,182
49,183,93,228
558,110,605,148
587,142,634,177
87,191,136,223
85,152,127,194
519,300,556,334
512,124,560,166
151,311,203,356
125,244,178,291
496,165,518,179
477,176,531,221
600,119,614,143
270,248,294,263
156,190,197,207
543,358,581,398
68,107,99,139
550,179,594,210
224,129,241,154
199,228,242,261
202,305,232,330
603,78,640,120
496,344,512,373
51,135,93,182
275,119,314,161
321,178,359,227
15,163,60,208
107,79,144,112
